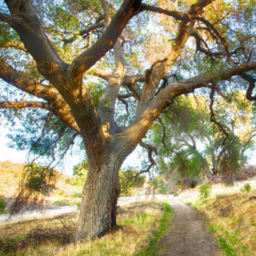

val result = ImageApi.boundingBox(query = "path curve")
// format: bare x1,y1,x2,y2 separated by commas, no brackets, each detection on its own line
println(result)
160,198,218,256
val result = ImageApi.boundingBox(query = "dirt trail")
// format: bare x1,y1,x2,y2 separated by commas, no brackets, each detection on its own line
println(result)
160,198,219,256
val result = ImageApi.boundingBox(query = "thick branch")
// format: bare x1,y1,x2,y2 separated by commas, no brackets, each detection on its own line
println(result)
155,62,256,108
0,58,80,132
5,0,66,79
0,101,50,109
69,0,142,77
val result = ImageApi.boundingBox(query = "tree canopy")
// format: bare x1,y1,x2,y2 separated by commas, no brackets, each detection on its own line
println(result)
1,0,256,240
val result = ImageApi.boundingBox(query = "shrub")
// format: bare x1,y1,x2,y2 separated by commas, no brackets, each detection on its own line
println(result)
199,184,212,202
0,197,6,214
240,183,251,193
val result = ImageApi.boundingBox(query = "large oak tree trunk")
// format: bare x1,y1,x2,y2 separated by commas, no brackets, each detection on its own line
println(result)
74,153,121,241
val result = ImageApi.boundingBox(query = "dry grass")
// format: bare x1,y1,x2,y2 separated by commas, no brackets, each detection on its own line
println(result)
0,161,81,213
0,200,164,256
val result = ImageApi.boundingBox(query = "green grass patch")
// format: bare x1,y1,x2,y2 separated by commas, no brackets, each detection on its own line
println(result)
137,202,173,256
209,224,249,256
0,197,6,214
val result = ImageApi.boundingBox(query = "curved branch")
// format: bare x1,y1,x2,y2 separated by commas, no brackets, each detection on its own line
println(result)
63,21,105,45
5,1,65,78
240,73,256,101
239,132,256,151
69,0,142,77
0,101,50,109
140,141,158,166
139,4,192,22
0,57,55,101
194,17,229,54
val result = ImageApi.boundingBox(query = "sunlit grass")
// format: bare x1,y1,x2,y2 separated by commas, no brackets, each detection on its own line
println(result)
55,201,164,256
0,200,170,256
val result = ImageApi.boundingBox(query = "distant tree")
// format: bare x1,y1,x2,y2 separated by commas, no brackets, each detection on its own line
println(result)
119,168,146,196
1,0,256,240
150,95,256,185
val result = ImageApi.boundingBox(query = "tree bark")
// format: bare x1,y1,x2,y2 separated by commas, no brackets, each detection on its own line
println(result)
74,152,121,241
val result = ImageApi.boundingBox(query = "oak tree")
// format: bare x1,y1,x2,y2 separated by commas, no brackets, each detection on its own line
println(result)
1,0,256,241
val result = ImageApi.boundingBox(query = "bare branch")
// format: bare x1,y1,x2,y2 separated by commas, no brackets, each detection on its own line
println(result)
209,82,229,146
118,93,134,99
63,21,105,45
240,73,256,101
239,132,256,151
140,141,158,169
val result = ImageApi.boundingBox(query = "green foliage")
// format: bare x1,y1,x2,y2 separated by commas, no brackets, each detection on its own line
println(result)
119,168,146,196
199,184,212,202
20,163,56,195
71,192,82,198
240,183,251,194
73,160,88,177
0,197,6,214
152,176,168,195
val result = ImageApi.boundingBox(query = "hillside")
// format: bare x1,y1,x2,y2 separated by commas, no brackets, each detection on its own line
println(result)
0,161,81,212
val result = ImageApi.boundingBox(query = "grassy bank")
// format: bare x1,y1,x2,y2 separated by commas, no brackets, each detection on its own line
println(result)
182,182,256,256
0,200,172,256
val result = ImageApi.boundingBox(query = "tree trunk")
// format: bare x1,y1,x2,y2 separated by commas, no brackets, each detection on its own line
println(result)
74,153,121,241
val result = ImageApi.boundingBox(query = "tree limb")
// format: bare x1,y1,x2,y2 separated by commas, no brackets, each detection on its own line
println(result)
240,73,256,101
5,0,65,79
69,0,142,77
63,21,105,45
239,132,256,151
0,101,50,110
140,141,158,167
0,58,80,132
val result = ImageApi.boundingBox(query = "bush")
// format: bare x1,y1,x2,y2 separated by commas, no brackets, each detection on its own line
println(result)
0,197,6,214
199,184,212,202
240,183,251,194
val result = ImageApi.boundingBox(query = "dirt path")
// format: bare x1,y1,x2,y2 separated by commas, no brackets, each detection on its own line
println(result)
160,198,219,256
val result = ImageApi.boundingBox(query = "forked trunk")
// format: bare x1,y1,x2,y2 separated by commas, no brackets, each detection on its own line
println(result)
74,154,121,241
